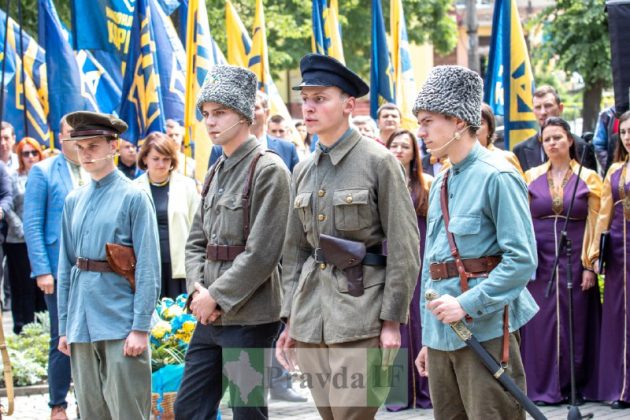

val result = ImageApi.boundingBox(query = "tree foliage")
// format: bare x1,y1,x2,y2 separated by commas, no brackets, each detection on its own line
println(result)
533,0,611,131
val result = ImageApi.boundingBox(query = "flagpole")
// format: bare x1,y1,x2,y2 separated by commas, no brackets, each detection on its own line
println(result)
0,0,11,123
17,0,26,137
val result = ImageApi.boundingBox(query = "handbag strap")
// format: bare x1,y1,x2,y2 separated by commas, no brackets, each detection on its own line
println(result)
440,170,510,365
0,311,14,416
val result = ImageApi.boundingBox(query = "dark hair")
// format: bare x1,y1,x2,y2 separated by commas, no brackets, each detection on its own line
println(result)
269,114,286,124
540,117,577,160
137,132,179,171
385,129,428,216
533,85,562,106
376,103,401,120
480,103,496,147
613,110,630,163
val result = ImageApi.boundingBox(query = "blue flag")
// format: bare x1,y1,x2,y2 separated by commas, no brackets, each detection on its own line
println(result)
150,0,186,123
370,0,395,119
91,49,123,87
71,0,134,56
39,0,100,145
0,9,49,146
484,0,537,150
118,0,165,143
76,50,122,115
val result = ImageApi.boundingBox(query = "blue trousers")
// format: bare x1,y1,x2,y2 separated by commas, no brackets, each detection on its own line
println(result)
44,289,72,408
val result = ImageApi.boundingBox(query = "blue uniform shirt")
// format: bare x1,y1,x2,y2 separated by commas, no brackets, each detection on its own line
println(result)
421,143,539,351
57,170,161,344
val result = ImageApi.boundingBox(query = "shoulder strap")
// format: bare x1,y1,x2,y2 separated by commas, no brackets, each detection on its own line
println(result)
200,156,224,226
241,150,267,241
441,170,510,366
440,170,469,294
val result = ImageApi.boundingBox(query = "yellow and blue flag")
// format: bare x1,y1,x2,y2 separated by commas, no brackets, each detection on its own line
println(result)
39,0,106,146
70,0,134,58
312,0,345,64
484,0,537,150
390,0,416,129
246,0,292,121
184,0,226,180
225,0,251,68
0,9,49,146
118,0,165,143
370,0,395,119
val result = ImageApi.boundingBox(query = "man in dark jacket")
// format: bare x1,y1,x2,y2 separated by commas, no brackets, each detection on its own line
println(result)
513,86,596,172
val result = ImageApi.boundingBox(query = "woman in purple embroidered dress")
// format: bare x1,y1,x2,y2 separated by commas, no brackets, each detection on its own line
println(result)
590,110,630,409
521,117,602,404
385,129,432,410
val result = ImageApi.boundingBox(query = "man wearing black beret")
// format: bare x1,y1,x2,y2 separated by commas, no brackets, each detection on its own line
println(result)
276,54,420,418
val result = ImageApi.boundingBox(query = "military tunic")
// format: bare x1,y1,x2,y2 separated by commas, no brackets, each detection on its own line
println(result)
185,136,291,325
281,128,420,344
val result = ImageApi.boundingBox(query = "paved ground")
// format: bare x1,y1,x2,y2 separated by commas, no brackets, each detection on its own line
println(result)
8,388,629,419
3,313,629,419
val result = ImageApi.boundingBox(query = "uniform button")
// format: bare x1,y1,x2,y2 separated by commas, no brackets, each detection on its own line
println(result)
318,214,326,222
318,189,326,197
477,310,483,316
319,263,327,270
345,196,353,203
218,188,224,194
211,233,217,239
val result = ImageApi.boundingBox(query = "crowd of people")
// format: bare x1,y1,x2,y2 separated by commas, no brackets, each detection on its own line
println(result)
0,53,628,420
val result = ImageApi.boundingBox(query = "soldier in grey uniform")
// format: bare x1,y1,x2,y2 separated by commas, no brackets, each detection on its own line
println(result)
174,65,291,420
276,54,420,419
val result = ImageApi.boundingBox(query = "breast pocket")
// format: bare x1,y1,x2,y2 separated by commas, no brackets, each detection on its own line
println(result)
448,214,481,238
215,194,244,239
294,192,313,232
333,189,371,231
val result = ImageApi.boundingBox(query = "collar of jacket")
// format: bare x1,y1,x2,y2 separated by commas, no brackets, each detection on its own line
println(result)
312,128,361,166
450,141,483,174
222,136,260,172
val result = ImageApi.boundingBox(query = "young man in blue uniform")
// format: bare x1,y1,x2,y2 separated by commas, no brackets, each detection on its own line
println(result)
56,111,160,420
413,66,539,419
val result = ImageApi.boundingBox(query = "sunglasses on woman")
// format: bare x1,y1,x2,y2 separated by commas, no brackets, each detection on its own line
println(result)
21,150,39,157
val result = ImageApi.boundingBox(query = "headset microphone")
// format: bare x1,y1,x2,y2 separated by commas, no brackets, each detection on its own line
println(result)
426,126,469,155
211,120,246,142
80,153,117,164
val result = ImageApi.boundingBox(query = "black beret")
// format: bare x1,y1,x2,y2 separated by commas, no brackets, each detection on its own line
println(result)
292,54,369,98
64,111,128,141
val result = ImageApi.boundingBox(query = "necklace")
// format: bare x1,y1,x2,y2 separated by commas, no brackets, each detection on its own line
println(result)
619,162,630,219
149,175,170,187
547,165,573,214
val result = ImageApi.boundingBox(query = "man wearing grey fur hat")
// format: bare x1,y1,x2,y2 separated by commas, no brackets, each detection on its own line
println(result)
413,65,539,419
174,65,291,419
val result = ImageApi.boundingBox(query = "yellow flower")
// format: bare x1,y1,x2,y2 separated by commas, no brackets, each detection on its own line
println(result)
151,321,172,340
182,321,196,334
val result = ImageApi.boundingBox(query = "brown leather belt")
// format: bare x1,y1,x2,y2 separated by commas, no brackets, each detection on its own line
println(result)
206,244,246,261
429,256,501,280
76,257,114,272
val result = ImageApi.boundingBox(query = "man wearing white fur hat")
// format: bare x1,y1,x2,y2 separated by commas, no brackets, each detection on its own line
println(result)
413,65,539,419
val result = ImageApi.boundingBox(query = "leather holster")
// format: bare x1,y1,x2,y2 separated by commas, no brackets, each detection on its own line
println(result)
105,243,136,292
319,234,366,297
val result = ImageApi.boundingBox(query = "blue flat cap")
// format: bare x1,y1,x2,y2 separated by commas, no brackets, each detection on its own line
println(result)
292,54,369,98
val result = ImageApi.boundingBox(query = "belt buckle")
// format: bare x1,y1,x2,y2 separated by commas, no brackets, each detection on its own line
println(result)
76,257,87,265
314,248,324,263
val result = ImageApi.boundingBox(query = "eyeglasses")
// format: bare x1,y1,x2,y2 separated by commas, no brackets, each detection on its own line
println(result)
21,150,39,158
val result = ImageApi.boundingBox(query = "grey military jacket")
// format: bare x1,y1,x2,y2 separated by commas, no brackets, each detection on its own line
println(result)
186,137,291,325
281,129,420,344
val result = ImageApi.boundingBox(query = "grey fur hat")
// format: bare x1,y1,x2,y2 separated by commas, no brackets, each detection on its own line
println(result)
196,65,257,124
412,65,483,127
